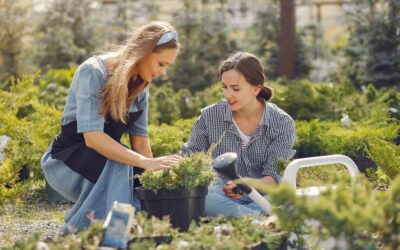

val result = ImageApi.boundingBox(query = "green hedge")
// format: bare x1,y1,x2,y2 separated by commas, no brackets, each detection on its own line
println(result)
6,175,400,249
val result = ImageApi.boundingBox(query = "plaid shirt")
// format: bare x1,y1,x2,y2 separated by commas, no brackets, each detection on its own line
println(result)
181,100,296,183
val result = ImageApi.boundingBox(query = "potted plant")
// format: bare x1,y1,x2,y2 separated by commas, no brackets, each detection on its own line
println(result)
135,151,216,231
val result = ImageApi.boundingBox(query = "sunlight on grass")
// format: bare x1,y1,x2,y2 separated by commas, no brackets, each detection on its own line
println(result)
296,164,349,188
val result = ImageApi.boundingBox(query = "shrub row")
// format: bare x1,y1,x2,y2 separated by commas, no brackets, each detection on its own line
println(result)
6,175,400,249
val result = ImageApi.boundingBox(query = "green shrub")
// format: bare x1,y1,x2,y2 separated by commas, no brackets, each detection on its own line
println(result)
271,79,338,120
7,176,400,249
197,82,224,108
148,118,195,157
168,216,286,250
6,214,286,250
256,175,400,249
368,138,400,180
0,76,61,204
295,118,398,158
38,67,76,89
295,119,330,157
138,151,216,192
342,0,400,89
172,89,201,119
34,67,76,110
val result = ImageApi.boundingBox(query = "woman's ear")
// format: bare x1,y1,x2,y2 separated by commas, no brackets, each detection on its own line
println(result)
254,85,262,96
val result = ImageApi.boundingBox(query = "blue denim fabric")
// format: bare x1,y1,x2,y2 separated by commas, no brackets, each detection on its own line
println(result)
41,144,141,233
205,179,265,217
60,56,149,136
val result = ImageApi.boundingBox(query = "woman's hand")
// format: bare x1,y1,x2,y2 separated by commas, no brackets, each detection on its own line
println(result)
143,154,183,171
223,180,241,199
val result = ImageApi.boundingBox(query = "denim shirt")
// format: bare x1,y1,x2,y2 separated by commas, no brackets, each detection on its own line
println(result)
181,100,296,182
61,56,149,136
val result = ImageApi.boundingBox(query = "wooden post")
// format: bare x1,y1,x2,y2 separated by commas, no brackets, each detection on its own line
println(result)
279,0,296,78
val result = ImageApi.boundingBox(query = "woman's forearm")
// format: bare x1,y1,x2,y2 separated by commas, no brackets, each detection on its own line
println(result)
260,176,277,185
130,134,153,158
83,131,149,168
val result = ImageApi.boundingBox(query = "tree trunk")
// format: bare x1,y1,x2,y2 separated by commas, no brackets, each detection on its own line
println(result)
279,0,296,79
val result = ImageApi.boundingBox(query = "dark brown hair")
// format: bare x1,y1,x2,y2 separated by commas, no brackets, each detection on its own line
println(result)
217,51,273,101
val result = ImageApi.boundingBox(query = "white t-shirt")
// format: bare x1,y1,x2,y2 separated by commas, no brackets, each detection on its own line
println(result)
232,110,265,148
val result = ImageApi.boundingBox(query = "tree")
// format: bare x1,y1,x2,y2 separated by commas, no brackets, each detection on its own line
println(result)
0,0,30,83
246,1,312,80
344,0,400,89
33,0,102,70
279,0,295,78
166,0,238,92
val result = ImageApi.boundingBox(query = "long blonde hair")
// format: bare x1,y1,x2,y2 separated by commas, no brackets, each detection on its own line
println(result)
99,21,180,123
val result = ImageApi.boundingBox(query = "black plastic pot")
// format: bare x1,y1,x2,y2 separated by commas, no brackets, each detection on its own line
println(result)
135,186,208,231
350,156,377,174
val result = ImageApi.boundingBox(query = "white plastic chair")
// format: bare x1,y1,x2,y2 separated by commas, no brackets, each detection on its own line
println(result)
281,154,360,249
282,154,359,197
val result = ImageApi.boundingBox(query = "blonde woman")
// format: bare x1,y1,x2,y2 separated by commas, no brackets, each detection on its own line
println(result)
41,21,182,232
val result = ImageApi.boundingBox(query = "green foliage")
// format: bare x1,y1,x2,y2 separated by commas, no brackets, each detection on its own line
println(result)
168,216,286,250
5,176,400,249
197,82,224,108
167,0,238,92
148,84,201,125
6,214,286,250
246,3,313,79
302,178,383,249
172,89,201,119
296,164,348,188
270,79,400,123
33,0,102,71
149,83,224,125
132,212,176,237
138,151,216,192
149,85,180,125
343,0,400,89
0,77,61,204
295,120,327,157
38,67,76,109
255,175,400,249
295,117,398,159
148,118,195,157
271,79,338,120
0,0,30,82
368,138,400,180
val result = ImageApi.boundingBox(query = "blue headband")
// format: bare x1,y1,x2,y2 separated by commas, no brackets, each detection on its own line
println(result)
156,31,178,45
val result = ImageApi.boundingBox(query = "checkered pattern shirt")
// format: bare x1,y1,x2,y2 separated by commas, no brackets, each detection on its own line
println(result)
181,100,296,183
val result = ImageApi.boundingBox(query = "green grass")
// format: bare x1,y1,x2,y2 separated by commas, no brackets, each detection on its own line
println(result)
296,164,349,188
0,180,70,248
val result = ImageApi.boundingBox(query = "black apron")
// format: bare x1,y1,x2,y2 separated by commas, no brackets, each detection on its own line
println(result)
50,111,144,184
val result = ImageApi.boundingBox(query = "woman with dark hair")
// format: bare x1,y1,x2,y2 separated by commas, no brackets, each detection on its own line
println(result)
181,52,296,216
41,21,182,232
